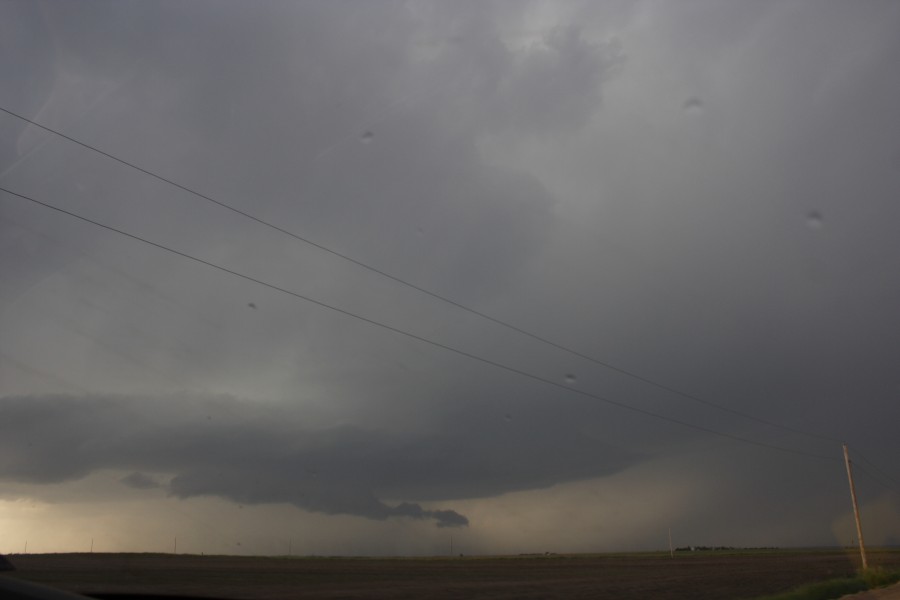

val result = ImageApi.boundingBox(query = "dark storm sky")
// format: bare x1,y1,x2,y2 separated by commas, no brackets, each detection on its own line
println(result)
1,1,899,555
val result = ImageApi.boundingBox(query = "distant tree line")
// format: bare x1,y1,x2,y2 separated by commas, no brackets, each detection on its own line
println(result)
674,546,780,552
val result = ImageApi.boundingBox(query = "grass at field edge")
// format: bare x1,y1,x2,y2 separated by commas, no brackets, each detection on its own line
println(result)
754,567,900,600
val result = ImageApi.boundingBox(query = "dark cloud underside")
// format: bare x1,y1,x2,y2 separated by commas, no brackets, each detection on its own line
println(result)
1,0,899,553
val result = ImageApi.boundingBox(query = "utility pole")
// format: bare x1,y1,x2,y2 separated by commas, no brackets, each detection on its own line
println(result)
174,537,177,555
668,528,674,559
842,443,868,570
450,535,453,556
90,538,94,553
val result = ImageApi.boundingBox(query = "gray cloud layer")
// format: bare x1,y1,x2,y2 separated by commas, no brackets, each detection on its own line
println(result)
0,393,636,527
2,0,899,551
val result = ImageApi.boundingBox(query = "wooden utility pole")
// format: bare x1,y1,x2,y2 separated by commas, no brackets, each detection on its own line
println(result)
842,443,868,570
668,528,674,559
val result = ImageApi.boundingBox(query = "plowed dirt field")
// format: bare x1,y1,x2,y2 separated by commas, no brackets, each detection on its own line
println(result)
6,550,900,600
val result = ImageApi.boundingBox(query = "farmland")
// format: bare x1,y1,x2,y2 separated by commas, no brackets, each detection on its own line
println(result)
5,549,900,600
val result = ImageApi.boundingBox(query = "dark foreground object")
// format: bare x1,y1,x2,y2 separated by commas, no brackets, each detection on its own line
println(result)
4,550,900,600
0,554,16,571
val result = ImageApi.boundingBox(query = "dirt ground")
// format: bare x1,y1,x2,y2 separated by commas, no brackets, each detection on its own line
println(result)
4,549,900,600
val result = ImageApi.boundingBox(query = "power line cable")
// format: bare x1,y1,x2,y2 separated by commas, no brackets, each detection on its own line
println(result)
1,185,840,463
853,450,900,492
0,105,841,446
851,461,900,495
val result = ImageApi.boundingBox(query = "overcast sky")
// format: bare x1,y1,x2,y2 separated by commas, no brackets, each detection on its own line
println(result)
1,0,899,556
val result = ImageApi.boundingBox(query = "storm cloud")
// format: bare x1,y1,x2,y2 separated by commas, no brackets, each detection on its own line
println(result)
1,0,899,554
0,393,636,528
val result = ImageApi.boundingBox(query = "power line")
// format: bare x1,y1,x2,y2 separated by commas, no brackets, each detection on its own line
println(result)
853,450,900,492
0,105,841,446
1,185,839,463
851,461,900,496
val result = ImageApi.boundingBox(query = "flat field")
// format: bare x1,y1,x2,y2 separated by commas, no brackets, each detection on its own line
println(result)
5,549,900,600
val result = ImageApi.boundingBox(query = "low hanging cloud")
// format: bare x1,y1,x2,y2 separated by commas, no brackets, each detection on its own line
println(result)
0,393,637,528
120,471,161,490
